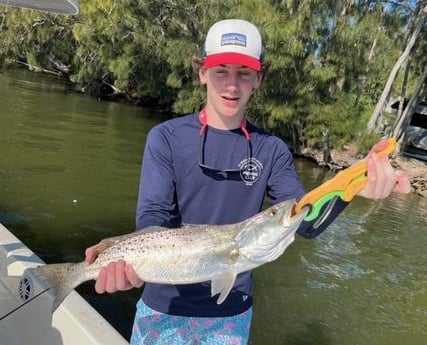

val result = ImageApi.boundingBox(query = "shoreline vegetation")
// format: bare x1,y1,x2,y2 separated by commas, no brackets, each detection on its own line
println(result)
1,2,426,195
7,62,427,198
297,144,427,197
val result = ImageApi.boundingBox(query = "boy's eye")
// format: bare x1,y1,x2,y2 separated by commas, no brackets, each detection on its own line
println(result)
212,67,255,78
239,70,252,76
215,69,227,75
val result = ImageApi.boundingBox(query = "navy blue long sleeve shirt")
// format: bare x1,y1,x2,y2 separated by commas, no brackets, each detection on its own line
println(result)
135,112,346,317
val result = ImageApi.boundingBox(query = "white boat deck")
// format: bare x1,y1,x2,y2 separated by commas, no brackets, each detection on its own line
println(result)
0,223,128,345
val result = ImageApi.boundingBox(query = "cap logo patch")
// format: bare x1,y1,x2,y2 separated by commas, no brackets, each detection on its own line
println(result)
221,33,247,47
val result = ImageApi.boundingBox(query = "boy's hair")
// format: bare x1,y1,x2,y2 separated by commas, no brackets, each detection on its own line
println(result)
192,56,204,75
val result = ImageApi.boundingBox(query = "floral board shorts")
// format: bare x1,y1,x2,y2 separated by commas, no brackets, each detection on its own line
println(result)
130,299,252,345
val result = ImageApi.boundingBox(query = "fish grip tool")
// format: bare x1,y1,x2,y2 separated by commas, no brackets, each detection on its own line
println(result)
294,138,396,222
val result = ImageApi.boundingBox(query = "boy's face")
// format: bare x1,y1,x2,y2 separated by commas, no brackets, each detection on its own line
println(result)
199,64,262,118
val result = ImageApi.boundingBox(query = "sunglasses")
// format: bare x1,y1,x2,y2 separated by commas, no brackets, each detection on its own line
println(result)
198,109,252,177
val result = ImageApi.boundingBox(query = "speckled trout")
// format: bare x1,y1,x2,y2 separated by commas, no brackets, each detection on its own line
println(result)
27,199,308,312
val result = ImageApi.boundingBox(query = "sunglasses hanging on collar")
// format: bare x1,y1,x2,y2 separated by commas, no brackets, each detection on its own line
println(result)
198,108,252,177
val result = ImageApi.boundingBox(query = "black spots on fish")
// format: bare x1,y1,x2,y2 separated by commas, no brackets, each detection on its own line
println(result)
122,243,146,254
154,232,172,240
144,228,176,241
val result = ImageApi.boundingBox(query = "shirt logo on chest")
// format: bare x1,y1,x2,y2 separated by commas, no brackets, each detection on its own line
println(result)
239,158,263,185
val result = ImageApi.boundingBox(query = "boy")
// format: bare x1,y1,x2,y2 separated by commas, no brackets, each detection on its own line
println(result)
86,19,410,344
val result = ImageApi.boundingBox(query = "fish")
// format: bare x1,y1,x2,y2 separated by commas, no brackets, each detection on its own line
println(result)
26,199,308,312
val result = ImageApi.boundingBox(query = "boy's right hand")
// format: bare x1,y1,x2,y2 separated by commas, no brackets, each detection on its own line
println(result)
85,244,144,293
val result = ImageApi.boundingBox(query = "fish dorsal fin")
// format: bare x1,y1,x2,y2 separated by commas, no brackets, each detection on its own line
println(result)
211,273,236,304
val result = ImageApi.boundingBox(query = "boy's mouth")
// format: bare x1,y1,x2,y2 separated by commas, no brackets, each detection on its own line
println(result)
222,95,240,102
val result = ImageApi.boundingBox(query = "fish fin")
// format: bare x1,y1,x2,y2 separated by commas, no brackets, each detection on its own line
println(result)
28,263,80,313
211,273,236,304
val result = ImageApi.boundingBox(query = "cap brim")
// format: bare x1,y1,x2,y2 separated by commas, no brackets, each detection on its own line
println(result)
203,52,261,71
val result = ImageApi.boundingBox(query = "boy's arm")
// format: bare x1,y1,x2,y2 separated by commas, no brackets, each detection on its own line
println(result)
136,126,178,230
297,197,348,238
296,139,410,239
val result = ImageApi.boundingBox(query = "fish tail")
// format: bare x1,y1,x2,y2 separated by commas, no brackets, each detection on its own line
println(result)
30,262,80,313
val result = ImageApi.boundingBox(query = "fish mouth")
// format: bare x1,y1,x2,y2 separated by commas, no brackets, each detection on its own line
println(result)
239,199,302,228
277,199,303,226
277,200,309,237
284,202,309,234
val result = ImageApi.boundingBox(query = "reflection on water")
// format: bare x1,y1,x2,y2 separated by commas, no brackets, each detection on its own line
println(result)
1,68,427,344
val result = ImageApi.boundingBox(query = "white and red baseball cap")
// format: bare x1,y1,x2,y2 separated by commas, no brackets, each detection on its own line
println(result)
202,19,262,71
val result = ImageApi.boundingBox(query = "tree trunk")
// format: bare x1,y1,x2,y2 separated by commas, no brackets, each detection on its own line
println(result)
392,61,427,144
366,3,427,134
396,58,412,120
322,128,331,164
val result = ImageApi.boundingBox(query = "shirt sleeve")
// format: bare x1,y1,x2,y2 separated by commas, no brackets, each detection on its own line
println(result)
265,137,348,239
265,137,305,204
296,197,349,238
135,125,180,230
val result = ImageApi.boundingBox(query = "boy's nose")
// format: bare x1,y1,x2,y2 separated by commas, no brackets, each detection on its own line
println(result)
226,73,239,88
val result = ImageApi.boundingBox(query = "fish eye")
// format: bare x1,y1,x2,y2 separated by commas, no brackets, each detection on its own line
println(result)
268,209,277,217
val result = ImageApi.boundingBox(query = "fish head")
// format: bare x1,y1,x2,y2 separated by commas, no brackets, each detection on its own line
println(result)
236,199,309,264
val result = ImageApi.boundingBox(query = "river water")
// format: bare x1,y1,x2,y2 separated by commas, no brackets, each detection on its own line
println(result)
0,68,426,344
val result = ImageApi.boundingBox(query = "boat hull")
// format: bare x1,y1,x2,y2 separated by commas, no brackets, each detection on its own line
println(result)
0,223,128,345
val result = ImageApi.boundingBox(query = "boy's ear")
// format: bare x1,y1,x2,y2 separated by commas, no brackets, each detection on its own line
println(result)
253,72,263,89
199,67,208,85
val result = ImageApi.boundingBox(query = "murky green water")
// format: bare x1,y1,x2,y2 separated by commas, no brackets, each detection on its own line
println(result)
1,68,426,344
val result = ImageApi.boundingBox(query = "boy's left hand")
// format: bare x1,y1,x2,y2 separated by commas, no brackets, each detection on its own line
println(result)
358,139,412,199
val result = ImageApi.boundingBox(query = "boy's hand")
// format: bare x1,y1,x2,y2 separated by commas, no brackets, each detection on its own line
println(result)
85,244,144,293
358,139,411,199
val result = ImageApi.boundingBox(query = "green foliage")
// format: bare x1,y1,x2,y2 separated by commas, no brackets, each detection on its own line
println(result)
305,93,372,148
0,8,76,71
0,0,423,151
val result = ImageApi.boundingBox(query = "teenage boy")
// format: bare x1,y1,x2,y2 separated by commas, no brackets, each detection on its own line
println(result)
86,19,411,344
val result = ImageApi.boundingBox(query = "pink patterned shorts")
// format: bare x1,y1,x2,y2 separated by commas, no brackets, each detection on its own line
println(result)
130,299,252,345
